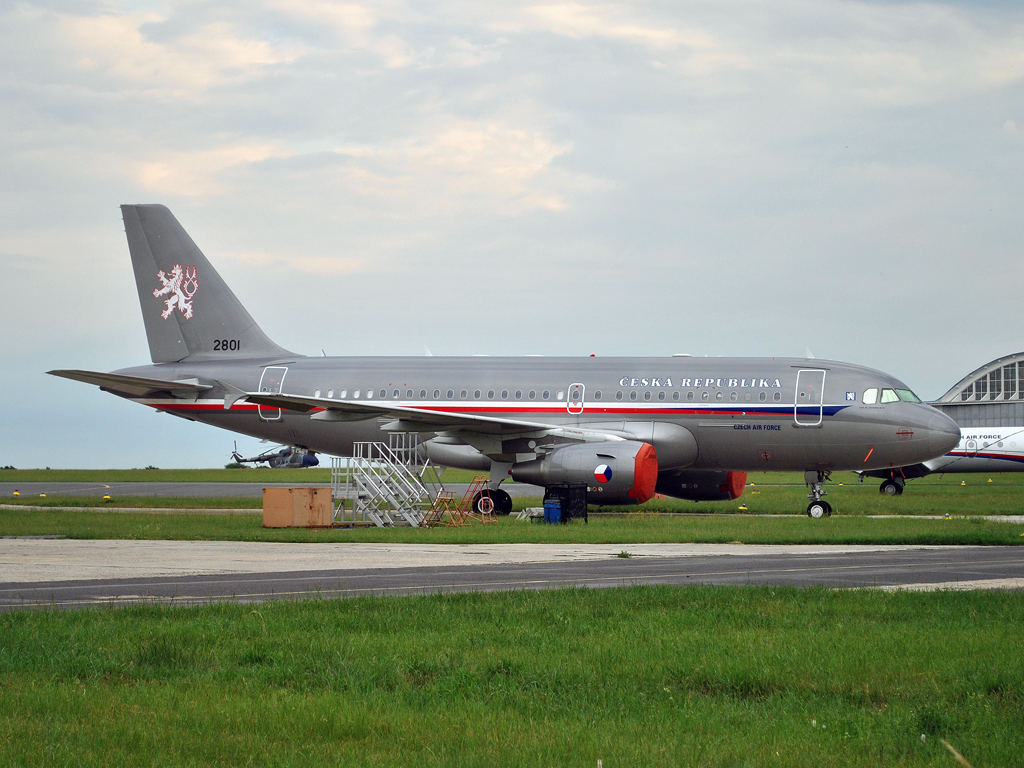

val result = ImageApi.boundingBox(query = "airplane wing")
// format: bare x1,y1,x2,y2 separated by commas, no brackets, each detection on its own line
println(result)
48,369,213,398
241,391,628,446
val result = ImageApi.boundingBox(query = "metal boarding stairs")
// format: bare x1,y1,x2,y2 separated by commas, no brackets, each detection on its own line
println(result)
331,433,446,527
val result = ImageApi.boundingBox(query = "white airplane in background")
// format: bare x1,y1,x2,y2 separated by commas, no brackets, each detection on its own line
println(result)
860,426,1024,494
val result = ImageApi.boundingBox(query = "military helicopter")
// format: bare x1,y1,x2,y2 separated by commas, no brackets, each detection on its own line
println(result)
230,441,320,469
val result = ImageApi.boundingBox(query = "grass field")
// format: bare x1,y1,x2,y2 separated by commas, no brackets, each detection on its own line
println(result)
2,506,1023,545
1,586,1020,767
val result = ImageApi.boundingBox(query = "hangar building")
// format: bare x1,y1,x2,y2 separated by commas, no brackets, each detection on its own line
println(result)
931,352,1024,428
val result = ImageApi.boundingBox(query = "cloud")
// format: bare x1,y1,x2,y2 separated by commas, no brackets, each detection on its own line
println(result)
134,143,295,196
55,10,302,99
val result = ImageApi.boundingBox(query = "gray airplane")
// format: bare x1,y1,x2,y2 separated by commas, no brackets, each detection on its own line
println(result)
50,205,961,517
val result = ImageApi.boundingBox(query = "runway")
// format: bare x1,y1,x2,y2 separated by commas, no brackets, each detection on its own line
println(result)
2,541,1022,610
0,482,543,499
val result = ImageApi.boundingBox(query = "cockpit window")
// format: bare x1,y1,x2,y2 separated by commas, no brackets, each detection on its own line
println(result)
880,388,899,403
862,388,878,404
894,388,921,403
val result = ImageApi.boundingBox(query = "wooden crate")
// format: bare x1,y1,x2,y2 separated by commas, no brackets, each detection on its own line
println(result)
262,487,332,528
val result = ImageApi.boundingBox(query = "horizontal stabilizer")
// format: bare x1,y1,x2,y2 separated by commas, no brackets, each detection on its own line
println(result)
48,369,213,398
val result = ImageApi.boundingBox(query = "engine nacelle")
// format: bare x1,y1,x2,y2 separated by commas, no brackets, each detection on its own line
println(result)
655,470,747,502
423,439,491,471
512,440,659,505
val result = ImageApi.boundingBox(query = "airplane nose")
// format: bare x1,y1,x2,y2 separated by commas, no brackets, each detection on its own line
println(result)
925,409,961,456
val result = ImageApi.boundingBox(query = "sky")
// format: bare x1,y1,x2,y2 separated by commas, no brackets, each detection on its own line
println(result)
1,0,1022,468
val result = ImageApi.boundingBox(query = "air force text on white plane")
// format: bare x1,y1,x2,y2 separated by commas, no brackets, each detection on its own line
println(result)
618,377,784,389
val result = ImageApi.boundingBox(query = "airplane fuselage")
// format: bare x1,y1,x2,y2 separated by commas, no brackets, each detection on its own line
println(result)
113,354,959,476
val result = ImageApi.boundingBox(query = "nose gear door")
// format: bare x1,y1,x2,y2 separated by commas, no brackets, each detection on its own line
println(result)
795,369,825,426
567,383,585,414
258,366,288,421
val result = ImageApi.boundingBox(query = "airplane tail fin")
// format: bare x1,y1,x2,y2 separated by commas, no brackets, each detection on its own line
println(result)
121,204,292,363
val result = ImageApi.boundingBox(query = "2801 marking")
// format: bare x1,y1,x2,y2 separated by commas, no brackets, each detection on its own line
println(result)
214,339,241,351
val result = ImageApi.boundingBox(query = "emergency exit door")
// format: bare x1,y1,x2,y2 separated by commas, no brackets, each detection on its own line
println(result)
567,383,585,414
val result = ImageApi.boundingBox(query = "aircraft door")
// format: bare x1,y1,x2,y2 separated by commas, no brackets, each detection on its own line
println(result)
794,369,825,426
567,383,585,414
258,366,288,421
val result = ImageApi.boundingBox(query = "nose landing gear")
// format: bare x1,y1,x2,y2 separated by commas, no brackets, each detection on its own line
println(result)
805,470,833,518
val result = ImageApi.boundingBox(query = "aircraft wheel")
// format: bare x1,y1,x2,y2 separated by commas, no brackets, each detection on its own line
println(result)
807,501,828,519
880,479,900,496
492,489,513,516
472,490,496,515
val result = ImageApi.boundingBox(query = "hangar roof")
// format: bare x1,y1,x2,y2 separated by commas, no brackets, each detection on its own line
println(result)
938,352,1024,404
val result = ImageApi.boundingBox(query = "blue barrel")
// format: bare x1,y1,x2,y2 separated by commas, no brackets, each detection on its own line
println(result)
543,500,561,524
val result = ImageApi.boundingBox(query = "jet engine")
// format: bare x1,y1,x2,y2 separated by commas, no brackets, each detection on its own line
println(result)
655,469,747,502
512,440,659,505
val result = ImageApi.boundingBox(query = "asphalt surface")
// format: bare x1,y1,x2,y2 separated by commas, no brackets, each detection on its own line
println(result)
0,482,543,498
2,544,1022,611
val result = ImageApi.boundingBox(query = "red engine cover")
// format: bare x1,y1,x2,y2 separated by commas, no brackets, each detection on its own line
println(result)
628,443,659,503
721,471,747,500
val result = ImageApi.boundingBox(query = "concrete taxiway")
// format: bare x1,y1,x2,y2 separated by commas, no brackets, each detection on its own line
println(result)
1,540,1022,610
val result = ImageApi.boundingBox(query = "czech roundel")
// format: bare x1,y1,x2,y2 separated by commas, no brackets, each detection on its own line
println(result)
594,464,613,483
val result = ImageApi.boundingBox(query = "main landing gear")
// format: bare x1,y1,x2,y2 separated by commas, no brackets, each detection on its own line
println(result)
473,488,513,516
805,470,833,518
879,477,905,496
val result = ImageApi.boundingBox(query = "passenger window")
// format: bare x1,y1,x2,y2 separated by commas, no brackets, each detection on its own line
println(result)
501,390,509,399
687,391,694,401
759,392,766,402
880,389,899,403
862,388,878,404
367,390,375,399
730,392,738,402
406,389,413,398
433,389,440,399
716,392,723,401
353,389,360,398
673,391,680,401
529,390,537,400
314,389,321,398
515,390,522,400
419,390,426,399
630,391,638,401
488,390,495,399
744,392,751,402
616,391,623,401
701,391,709,401
394,390,401,399
644,392,652,401
658,391,666,401
340,389,348,398
327,389,334,398
773,392,781,402
473,390,481,399
594,391,602,400
460,389,468,399
447,389,455,399
556,391,564,400
542,390,550,400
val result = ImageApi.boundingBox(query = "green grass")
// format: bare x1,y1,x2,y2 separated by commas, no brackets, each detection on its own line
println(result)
1,587,1021,766
2,507,1023,545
